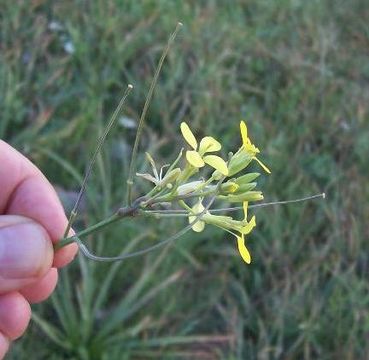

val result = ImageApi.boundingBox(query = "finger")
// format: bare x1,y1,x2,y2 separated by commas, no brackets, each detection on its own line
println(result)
0,292,30,340
53,243,78,268
0,140,78,266
0,333,9,360
20,268,58,304
0,216,53,293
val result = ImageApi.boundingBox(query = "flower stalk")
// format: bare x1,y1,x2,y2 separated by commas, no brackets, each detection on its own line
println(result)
57,117,275,264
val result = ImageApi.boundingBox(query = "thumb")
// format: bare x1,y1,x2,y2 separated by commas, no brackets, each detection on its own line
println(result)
0,216,53,293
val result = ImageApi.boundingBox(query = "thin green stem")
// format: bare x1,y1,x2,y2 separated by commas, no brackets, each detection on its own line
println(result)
56,213,120,249
55,203,140,250
166,148,183,173
144,185,161,198
126,22,183,205
144,192,326,215
63,84,133,238
178,200,192,212
196,174,216,191
142,186,168,204
141,210,188,218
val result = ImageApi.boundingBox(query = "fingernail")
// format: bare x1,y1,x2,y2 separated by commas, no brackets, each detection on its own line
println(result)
0,222,53,279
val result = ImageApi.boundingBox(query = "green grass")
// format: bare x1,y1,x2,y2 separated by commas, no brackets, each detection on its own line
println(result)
1,0,368,358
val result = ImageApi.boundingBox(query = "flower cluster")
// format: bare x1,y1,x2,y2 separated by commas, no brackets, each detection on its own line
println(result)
136,120,270,264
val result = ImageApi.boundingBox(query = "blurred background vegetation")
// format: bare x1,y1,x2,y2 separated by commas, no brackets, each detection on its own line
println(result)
1,0,368,359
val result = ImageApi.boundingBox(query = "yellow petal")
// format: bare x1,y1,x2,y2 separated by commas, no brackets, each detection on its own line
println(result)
180,122,198,150
240,121,248,147
237,235,251,264
186,150,205,168
243,201,248,220
244,142,260,154
189,217,205,232
203,155,229,176
189,200,206,232
253,157,271,174
240,121,261,155
241,215,256,235
199,136,221,154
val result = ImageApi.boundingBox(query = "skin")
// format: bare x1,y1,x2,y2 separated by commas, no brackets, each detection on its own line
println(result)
0,140,78,358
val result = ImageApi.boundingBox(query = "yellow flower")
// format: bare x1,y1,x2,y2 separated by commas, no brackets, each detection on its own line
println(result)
236,201,256,264
240,120,271,174
188,199,206,232
180,122,228,176
186,198,256,264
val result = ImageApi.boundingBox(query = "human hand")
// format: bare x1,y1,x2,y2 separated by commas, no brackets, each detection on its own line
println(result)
0,140,78,358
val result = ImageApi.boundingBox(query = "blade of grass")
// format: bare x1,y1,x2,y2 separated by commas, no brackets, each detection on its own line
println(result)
31,313,71,350
33,145,84,185
93,231,151,313
95,243,170,340
100,270,184,340
51,268,79,337
125,334,234,347
103,317,153,345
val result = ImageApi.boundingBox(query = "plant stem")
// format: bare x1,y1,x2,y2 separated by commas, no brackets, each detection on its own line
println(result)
56,214,119,249
55,205,138,250
63,84,133,238
141,211,189,218
126,22,183,205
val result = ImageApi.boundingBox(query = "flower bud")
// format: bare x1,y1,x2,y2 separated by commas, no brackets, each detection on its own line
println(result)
235,173,260,185
177,181,204,196
219,191,264,203
202,213,237,230
220,182,239,194
234,182,257,193
212,170,223,181
160,168,181,187
228,150,253,176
